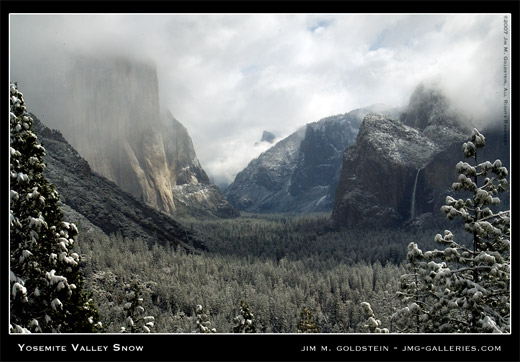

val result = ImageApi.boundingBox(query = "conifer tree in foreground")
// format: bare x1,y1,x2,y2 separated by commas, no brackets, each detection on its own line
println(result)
394,129,510,333
193,305,217,333
297,306,319,333
233,300,257,333
360,302,389,333
9,83,101,333
120,282,155,333
392,242,429,333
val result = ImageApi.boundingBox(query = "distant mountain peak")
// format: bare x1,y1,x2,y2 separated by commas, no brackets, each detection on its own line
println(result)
402,83,469,132
224,104,399,213
260,130,276,144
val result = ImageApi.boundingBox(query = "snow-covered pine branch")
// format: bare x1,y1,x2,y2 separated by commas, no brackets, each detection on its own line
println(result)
9,82,100,333
393,129,510,333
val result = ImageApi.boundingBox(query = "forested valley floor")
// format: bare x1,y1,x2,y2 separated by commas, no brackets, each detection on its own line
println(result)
11,83,509,336
75,213,448,333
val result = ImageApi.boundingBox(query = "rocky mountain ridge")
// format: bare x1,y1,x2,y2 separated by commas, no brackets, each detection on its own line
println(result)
223,83,509,228
332,85,509,228
32,115,207,252
224,104,398,212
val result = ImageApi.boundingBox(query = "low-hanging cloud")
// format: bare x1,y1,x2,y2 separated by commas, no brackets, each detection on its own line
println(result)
9,14,507,186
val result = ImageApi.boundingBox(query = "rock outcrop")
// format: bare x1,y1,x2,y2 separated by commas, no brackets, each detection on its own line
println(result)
224,104,398,212
331,113,469,228
59,56,237,218
260,130,276,144
161,112,239,218
331,85,508,228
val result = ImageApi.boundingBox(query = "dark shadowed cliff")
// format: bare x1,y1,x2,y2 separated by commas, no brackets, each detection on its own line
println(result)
33,115,208,252
332,85,509,228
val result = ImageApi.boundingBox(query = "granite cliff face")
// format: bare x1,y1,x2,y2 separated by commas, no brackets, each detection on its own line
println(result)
32,116,207,252
161,112,239,218
224,104,397,212
60,57,237,218
331,85,508,228
331,113,469,228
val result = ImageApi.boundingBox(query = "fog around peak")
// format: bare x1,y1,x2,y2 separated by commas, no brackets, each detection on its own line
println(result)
10,14,508,185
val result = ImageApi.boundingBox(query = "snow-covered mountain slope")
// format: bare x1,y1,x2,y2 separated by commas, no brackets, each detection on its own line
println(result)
224,126,306,212
224,104,398,212
160,112,239,218
32,116,207,252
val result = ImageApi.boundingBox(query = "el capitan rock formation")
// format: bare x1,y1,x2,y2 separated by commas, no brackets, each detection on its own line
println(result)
58,56,238,218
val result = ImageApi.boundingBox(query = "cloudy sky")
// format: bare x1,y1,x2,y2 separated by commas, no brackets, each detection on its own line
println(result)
10,14,507,185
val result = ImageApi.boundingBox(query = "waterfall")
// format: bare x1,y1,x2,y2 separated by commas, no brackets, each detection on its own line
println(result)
410,168,421,220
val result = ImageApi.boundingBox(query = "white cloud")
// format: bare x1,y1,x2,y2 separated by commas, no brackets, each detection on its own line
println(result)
9,14,506,186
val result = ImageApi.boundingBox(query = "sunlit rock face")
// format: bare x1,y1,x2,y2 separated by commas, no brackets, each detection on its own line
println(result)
32,116,207,252
61,56,237,218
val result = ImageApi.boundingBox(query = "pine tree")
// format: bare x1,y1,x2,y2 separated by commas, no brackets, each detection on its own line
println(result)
392,242,433,332
120,282,155,333
233,300,257,333
9,82,101,333
297,306,319,333
360,302,389,333
394,129,510,333
193,305,217,333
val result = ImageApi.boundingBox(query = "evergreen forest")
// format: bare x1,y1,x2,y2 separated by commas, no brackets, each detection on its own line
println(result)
75,214,439,333
9,82,510,334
